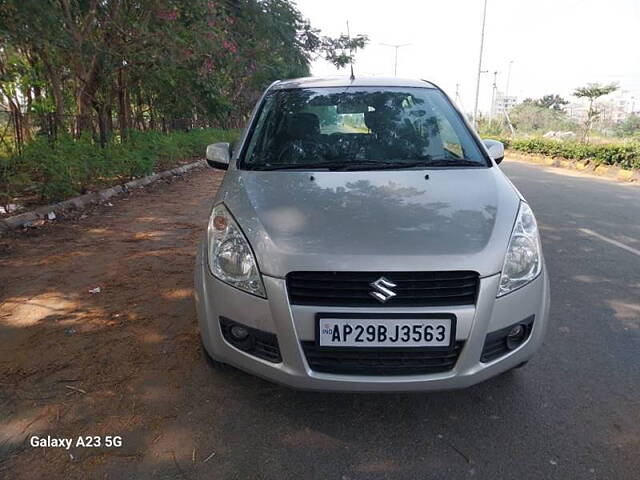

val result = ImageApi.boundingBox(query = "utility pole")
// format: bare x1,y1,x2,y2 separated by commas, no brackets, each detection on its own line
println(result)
502,60,515,136
504,108,516,136
472,0,488,129
380,43,411,76
455,83,462,108
490,71,498,118
505,60,514,101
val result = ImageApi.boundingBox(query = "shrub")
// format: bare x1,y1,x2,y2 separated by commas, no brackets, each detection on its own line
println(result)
503,137,640,170
0,128,239,206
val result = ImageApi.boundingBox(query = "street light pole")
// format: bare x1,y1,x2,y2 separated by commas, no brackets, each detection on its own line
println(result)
505,60,514,101
380,43,411,76
455,82,462,107
472,0,488,129
490,70,498,119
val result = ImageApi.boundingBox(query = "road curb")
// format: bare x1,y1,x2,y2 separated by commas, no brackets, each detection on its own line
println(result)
0,159,207,234
506,150,640,184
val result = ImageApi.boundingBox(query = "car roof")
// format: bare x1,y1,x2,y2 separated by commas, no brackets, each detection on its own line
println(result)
270,76,437,90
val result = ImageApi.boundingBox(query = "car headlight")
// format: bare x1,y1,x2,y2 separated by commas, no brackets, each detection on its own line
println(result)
207,204,266,297
497,202,542,297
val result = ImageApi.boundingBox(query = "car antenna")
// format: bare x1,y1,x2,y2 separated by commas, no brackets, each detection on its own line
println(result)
347,20,355,81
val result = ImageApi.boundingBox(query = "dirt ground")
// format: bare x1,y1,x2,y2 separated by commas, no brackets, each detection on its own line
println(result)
0,167,228,478
3,161,639,480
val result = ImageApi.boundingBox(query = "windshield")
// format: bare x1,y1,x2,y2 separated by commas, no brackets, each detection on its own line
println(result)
240,86,488,170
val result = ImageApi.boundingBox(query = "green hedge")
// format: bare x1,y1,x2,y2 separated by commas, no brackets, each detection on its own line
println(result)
1,128,239,205
497,137,640,170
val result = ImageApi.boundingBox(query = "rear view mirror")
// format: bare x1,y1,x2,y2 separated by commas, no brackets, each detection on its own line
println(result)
206,143,231,170
483,139,505,164
337,102,369,114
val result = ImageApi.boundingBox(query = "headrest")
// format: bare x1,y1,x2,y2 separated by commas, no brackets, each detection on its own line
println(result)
286,113,320,139
364,110,391,132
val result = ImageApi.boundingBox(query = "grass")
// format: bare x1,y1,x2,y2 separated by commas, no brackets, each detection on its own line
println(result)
0,128,239,209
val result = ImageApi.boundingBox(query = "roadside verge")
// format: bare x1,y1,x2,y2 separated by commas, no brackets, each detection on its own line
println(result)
0,159,207,234
505,150,640,184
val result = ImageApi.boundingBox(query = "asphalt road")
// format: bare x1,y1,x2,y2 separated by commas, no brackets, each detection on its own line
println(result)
190,161,639,480
1,159,638,479
195,161,640,480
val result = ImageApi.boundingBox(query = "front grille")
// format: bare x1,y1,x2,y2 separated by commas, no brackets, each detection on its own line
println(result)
287,271,479,307
480,316,535,363
301,341,465,376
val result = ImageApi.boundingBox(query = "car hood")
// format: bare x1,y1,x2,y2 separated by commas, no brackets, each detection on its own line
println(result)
219,168,520,277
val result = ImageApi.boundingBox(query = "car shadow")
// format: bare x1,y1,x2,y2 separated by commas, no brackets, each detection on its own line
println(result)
0,165,638,479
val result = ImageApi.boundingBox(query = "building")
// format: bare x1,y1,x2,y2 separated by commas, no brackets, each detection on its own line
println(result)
565,102,590,123
566,93,636,125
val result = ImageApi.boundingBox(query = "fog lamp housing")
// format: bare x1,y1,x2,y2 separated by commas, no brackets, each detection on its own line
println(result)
506,324,527,350
230,324,250,341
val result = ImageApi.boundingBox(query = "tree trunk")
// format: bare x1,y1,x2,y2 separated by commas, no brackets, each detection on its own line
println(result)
76,68,101,138
135,92,147,130
22,89,32,142
7,100,24,154
40,49,66,136
73,54,102,138
117,69,128,140
94,101,109,147
76,90,94,138
149,98,156,131
106,105,114,135
582,98,595,143
125,90,133,135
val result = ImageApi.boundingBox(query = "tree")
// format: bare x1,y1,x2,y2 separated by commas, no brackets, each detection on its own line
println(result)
0,0,369,143
573,82,618,142
522,94,569,112
309,33,369,69
509,102,577,134
535,94,568,111
615,113,640,138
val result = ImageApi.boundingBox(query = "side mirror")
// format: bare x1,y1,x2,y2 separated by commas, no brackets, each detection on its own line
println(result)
205,142,231,170
483,139,505,164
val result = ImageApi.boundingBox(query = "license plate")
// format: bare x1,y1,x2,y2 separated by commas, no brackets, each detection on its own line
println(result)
317,314,455,348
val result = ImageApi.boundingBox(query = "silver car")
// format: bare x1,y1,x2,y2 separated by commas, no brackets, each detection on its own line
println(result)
195,76,550,392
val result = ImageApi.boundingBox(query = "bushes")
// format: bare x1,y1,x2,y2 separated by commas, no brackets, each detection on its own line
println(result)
0,128,239,206
500,137,640,170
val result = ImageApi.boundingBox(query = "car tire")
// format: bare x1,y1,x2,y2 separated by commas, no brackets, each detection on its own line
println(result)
504,361,529,375
501,360,529,378
201,341,226,369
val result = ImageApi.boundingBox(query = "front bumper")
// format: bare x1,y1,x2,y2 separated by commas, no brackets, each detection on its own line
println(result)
195,244,550,392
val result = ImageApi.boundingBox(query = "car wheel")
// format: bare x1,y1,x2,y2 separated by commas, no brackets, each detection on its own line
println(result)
501,360,529,378
201,341,226,369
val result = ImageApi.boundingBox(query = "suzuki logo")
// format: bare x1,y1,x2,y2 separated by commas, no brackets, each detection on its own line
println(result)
369,276,397,303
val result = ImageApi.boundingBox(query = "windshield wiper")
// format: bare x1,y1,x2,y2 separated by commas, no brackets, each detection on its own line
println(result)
343,158,485,170
338,160,432,171
252,162,334,171
420,158,484,167
252,158,483,171
252,160,408,171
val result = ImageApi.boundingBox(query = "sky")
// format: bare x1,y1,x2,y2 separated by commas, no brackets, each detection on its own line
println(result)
295,0,640,114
